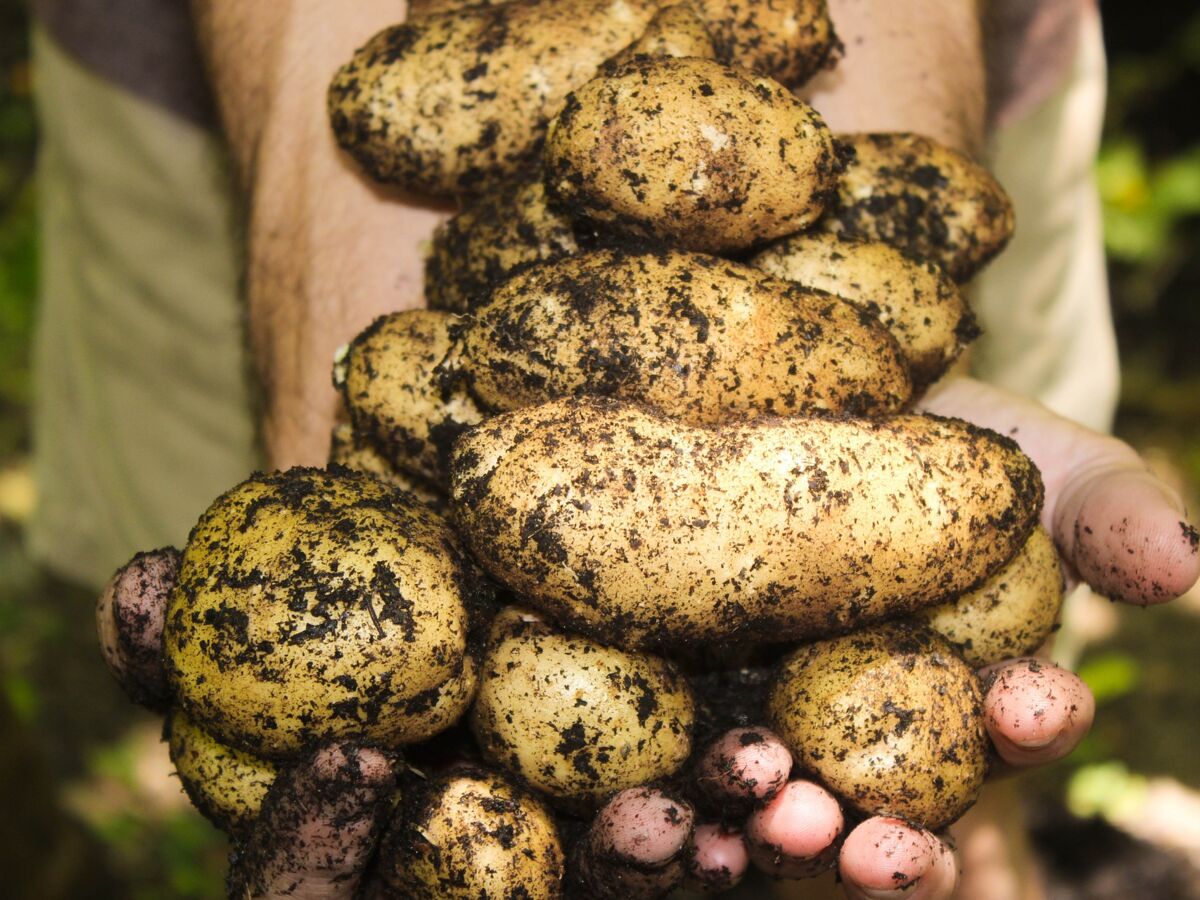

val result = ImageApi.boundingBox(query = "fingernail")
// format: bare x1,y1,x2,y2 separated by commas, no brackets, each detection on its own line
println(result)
856,886,915,899
1013,733,1057,750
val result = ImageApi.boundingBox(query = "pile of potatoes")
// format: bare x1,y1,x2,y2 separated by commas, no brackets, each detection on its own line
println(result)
98,1,1074,896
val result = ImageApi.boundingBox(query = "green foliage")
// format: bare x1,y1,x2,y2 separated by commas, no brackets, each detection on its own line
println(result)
1077,652,1141,704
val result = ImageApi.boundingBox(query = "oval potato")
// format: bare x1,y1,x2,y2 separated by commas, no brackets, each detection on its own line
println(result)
818,132,1015,282
470,617,694,809
750,232,976,388
450,397,1044,649
694,0,838,86
544,56,839,253
767,622,987,829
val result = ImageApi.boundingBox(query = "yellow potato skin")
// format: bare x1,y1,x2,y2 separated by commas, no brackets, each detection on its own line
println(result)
605,3,718,67
459,249,912,421
818,132,1015,282
328,423,448,511
470,617,694,809
694,0,837,86
164,468,487,758
750,232,976,389
544,56,839,253
380,767,564,898
334,311,484,487
328,0,660,196
166,708,278,834
917,526,1064,668
450,398,1043,650
767,622,988,830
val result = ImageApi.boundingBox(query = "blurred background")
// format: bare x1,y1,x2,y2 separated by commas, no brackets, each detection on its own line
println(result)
1,1,1199,897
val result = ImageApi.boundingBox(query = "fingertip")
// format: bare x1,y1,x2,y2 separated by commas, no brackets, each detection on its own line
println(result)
747,780,843,878
696,727,793,804
687,824,750,892
983,659,1094,767
840,818,936,896
597,787,694,865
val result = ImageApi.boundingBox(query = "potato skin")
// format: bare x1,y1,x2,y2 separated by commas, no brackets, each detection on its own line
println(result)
818,133,1015,282
459,248,912,421
750,232,977,389
470,617,694,809
605,3,718,69
334,311,484,487
424,175,578,314
450,398,1043,650
164,467,489,757
328,0,660,196
328,423,448,511
544,56,839,253
694,0,838,86
380,767,565,898
916,526,1064,668
768,623,987,829
166,708,278,834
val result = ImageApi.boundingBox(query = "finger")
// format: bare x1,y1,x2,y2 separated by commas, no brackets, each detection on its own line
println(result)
228,743,395,900
840,817,958,900
920,377,1200,605
981,658,1095,770
693,727,793,809
685,824,750,893
95,548,179,709
571,786,695,899
746,779,843,879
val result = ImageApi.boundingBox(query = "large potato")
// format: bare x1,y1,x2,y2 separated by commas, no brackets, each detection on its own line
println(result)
380,766,565,898
916,525,1064,668
750,232,976,388
694,0,837,86
328,0,660,196
164,467,489,757
334,311,484,487
471,614,694,809
450,397,1044,649
767,622,988,829
818,133,1015,282
544,56,839,253
458,249,911,420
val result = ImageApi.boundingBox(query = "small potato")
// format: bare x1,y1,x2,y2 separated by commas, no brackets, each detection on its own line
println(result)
470,616,694,810
458,249,911,421
767,622,988,829
334,311,483,486
694,0,838,86
328,0,660,196
166,708,278,834
916,526,1064,668
604,3,718,69
544,56,839,253
819,133,1015,282
165,467,489,757
328,423,448,510
450,397,1044,649
424,175,578,314
380,767,564,898
749,232,976,388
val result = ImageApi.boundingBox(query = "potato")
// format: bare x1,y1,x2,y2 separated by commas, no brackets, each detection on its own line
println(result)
380,766,564,898
424,175,578,314
767,622,987,829
166,708,278,834
450,397,1043,650
458,249,911,420
328,423,448,510
334,311,484,486
164,467,489,757
916,526,1064,668
544,56,839,253
693,0,837,86
328,0,660,196
749,232,976,388
604,3,718,69
818,132,1015,282
470,614,694,809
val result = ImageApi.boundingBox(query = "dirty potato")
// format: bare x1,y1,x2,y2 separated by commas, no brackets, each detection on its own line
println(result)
694,0,838,86
916,526,1064,668
379,766,565,898
604,3,718,69
470,614,694,810
818,133,1015,282
164,467,489,757
750,232,976,388
450,397,1044,650
767,622,988,829
544,56,839,253
328,423,448,510
328,0,660,196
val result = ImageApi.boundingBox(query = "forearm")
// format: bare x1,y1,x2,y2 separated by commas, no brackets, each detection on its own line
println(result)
802,0,986,156
193,1,448,469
